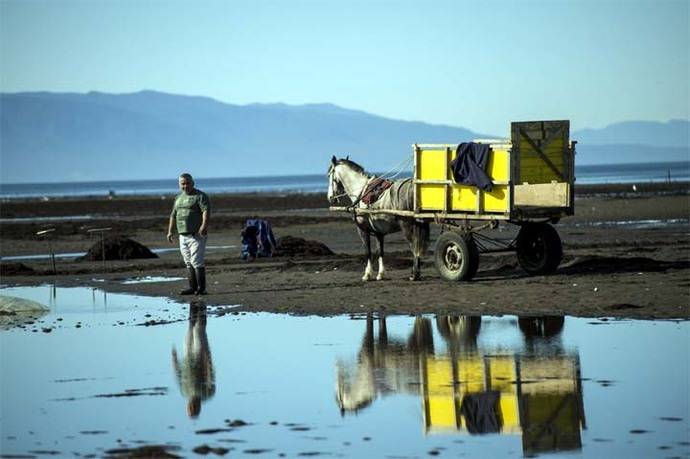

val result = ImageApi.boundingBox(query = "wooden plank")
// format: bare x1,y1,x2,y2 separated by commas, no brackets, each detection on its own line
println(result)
516,121,544,131
445,146,451,213
520,157,565,168
519,128,565,181
511,123,522,183
414,144,420,213
514,182,570,208
327,206,512,220
416,179,453,185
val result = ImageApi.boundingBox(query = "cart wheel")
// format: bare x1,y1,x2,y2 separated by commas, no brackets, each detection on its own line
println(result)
516,223,562,275
434,232,479,282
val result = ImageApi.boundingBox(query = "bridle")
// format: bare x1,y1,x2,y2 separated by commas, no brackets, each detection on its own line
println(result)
329,163,376,214
328,166,350,203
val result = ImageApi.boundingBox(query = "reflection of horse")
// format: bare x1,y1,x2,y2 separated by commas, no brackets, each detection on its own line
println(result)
172,302,216,418
335,314,479,414
335,314,434,414
327,156,430,280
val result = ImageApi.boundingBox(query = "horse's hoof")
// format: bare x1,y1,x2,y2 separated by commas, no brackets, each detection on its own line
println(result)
362,275,373,282
409,275,421,281
376,274,385,281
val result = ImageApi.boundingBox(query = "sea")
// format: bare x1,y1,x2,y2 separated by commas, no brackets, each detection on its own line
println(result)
0,161,688,199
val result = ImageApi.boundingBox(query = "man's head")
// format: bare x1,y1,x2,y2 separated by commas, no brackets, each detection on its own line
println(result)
179,173,194,195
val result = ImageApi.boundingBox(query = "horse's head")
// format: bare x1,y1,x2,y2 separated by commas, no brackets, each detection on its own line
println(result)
327,155,346,205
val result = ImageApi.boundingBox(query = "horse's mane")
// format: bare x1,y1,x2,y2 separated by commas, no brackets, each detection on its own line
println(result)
335,158,366,174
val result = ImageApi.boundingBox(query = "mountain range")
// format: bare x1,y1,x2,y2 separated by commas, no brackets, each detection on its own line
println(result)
1,91,688,183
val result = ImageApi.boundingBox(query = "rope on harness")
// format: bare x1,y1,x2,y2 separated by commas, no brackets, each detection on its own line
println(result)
378,156,413,180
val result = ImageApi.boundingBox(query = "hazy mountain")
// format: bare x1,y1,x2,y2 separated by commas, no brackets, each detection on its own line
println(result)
0,91,484,183
1,91,688,183
572,119,689,165
574,120,689,147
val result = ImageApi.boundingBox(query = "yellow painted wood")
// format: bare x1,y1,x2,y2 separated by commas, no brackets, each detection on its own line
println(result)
520,358,577,395
514,183,570,207
450,185,478,211
458,358,484,394
419,184,446,210
448,147,509,182
489,356,520,433
418,149,448,180
483,185,510,212
425,358,456,429
487,148,510,181
518,128,568,183
416,144,512,213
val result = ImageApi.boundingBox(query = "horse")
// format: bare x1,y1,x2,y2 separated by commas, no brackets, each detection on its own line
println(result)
327,155,430,281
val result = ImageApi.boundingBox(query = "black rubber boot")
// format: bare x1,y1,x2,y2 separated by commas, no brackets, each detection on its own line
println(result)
179,266,198,295
195,267,207,295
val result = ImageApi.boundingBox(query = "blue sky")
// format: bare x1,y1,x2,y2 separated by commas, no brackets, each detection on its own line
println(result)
1,0,688,136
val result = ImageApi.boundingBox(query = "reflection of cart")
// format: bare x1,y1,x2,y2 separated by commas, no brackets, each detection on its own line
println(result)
421,351,587,454
416,120,576,281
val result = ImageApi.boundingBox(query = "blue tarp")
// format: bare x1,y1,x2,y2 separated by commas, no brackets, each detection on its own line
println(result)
241,219,277,260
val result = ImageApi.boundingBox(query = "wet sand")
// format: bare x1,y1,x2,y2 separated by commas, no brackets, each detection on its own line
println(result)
1,183,689,319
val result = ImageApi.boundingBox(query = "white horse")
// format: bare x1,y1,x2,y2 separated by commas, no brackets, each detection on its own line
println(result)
327,156,430,281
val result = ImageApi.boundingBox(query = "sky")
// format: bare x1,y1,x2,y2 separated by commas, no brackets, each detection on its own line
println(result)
1,0,688,136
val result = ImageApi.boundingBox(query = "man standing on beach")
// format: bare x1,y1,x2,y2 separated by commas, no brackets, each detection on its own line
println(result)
167,173,211,295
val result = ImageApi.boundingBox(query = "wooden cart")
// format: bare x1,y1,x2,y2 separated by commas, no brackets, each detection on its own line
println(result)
414,120,575,281
332,120,576,282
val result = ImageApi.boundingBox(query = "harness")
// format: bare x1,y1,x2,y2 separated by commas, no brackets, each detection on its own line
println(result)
361,177,393,205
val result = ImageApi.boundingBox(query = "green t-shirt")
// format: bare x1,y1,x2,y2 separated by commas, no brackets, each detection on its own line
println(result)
171,189,210,235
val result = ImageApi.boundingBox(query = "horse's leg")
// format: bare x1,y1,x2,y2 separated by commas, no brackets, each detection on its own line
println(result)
375,233,386,280
378,312,388,346
413,221,430,280
358,227,375,281
412,221,431,280
401,220,430,281
400,220,418,280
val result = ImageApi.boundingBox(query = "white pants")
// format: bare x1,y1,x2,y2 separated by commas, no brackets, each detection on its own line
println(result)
179,234,207,268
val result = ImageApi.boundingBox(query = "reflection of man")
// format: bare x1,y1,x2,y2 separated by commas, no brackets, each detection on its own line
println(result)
172,302,215,418
167,173,210,295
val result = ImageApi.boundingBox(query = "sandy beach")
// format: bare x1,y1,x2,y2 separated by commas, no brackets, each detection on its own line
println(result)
1,182,689,320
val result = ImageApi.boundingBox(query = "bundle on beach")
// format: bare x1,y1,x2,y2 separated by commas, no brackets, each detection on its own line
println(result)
79,236,158,261
273,236,334,257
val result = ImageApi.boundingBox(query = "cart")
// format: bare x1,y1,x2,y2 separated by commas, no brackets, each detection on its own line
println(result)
334,120,576,282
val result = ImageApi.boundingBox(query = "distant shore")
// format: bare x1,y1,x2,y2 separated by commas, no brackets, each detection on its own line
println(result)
1,180,688,216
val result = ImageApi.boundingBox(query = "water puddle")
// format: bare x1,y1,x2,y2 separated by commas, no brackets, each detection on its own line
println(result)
120,276,185,284
0,215,104,223
1,245,237,261
574,218,689,229
0,285,688,458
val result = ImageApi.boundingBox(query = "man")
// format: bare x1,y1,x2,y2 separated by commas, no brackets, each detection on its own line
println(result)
167,173,210,295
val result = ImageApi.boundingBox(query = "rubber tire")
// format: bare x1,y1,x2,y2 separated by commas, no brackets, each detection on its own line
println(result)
516,223,563,275
434,231,480,282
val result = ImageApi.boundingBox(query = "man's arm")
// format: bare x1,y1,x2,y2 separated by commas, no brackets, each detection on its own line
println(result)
167,213,176,244
199,210,209,237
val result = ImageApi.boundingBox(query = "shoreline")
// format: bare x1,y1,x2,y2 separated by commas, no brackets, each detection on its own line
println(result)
1,180,688,205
